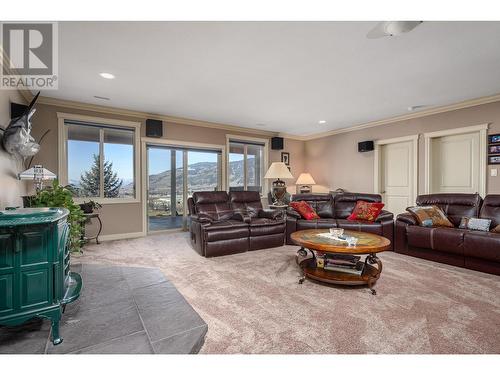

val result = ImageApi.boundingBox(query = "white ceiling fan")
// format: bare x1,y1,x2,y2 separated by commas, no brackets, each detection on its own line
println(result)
367,21,423,39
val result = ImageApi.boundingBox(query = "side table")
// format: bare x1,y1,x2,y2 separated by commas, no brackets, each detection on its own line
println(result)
81,212,102,244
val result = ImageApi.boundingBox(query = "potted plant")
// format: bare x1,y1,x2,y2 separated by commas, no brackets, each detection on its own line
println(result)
25,180,85,252
79,200,102,214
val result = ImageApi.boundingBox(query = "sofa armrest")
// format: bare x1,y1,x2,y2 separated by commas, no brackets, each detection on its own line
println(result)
259,209,283,220
396,212,417,226
190,214,213,224
286,208,302,219
232,212,251,223
376,210,394,222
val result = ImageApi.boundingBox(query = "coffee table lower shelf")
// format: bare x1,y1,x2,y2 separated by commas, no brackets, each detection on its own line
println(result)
297,251,382,295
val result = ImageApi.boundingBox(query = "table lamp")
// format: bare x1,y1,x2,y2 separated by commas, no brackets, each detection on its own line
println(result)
264,162,293,205
295,173,316,194
18,165,57,192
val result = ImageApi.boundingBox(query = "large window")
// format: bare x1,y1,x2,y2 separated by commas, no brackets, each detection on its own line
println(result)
228,139,265,192
61,116,139,202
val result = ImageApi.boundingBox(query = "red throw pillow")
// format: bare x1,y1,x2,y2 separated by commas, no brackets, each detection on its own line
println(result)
290,201,320,220
347,201,384,222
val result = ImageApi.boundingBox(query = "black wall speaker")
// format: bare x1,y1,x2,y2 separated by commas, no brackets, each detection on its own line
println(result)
358,140,374,152
146,119,163,138
271,137,284,150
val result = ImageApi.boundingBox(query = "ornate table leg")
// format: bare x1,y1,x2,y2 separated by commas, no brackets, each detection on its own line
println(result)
296,247,307,283
296,247,316,284
366,253,383,295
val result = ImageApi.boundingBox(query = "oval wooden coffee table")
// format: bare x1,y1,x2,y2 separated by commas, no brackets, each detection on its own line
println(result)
291,229,391,295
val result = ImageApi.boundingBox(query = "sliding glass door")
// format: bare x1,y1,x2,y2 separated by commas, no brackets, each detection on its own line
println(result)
147,145,222,232
147,147,184,231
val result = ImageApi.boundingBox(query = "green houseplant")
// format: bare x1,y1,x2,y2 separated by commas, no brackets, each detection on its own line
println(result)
28,180,85,252
79,200,102,214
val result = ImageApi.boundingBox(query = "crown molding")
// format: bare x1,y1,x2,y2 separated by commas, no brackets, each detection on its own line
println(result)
280,92,500,141
29,94,279,138
22,90,500,143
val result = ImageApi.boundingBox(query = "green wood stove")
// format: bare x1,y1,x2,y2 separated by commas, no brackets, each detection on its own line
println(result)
0,207,82,345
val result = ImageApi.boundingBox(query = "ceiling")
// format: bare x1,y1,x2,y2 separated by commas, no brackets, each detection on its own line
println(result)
42,21,500,136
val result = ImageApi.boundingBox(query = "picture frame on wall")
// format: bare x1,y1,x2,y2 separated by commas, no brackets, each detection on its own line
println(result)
489,134,500,144
489,145,500,154
281,152,290,165
488,155,500,165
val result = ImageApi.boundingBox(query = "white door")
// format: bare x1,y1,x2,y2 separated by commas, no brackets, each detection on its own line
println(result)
379,140,416,215
430,132,479,194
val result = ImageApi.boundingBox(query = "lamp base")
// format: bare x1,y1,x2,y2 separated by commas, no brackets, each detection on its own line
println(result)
297,185,312,194
271,179,287,205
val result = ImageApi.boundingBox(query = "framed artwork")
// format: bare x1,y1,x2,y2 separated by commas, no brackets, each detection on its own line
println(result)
489,134,500,144
281,152,290,165
488,155,500,165
489,145,500,154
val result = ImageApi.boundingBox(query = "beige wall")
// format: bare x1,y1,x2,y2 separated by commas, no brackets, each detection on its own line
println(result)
0,90,27,209
30,103,304,236
305,101,500,197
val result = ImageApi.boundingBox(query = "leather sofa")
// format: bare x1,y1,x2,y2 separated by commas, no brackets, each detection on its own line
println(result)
285,193,394,249
188,191,285,257
395,193,500,275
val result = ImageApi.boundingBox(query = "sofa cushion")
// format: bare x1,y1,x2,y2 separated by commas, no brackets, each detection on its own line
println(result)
491,224,500,233
296,219,337,230
290,201,320,220
204,220,249,242
334,193,382,219
406,205,454,228
336,219,383,236
416,193,482,227
193,191,233,221
406,226,464,255
291,194,334,218
479,195,500,227
458,217,491,232
249,218,285,236
229,191,263,218
464,231,500,262
347,201,385,222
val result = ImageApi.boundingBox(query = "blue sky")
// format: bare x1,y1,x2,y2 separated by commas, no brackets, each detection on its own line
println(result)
68,141,228,181
68,140,134,182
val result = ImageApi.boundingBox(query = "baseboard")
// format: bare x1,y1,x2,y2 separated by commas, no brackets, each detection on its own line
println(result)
99,231,146,242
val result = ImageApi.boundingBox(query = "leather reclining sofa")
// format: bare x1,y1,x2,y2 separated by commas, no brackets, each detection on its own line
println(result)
188,191,285,257
395,193,500,275
285,193,394,249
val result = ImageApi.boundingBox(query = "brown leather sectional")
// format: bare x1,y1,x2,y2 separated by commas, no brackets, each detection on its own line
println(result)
395,193,500,275
285,193,394,249
187,191,285,257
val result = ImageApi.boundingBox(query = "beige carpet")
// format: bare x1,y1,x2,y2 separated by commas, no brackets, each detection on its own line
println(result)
76,232,500,354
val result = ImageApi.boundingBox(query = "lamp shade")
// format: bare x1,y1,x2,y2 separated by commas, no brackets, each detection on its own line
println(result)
296,173,316,185
264,162,294,179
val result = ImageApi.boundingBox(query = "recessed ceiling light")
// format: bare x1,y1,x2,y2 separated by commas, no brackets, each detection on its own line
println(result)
318,120,326,124
94,95,110,100
99,72,115,79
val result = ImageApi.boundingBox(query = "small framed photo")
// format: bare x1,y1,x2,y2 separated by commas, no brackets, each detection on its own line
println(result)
489,134,500,144
489,145,500,154
281,152,290,165
488,155,500,165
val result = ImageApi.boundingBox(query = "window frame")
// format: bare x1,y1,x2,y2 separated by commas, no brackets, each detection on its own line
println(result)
226,134,269,194
58,112,141,204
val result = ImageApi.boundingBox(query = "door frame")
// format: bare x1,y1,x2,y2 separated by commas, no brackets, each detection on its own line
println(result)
423,124,488,197
141,137,226,236
373,134,419,207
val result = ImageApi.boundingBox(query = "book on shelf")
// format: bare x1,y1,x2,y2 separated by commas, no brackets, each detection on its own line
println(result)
324,261,365,275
